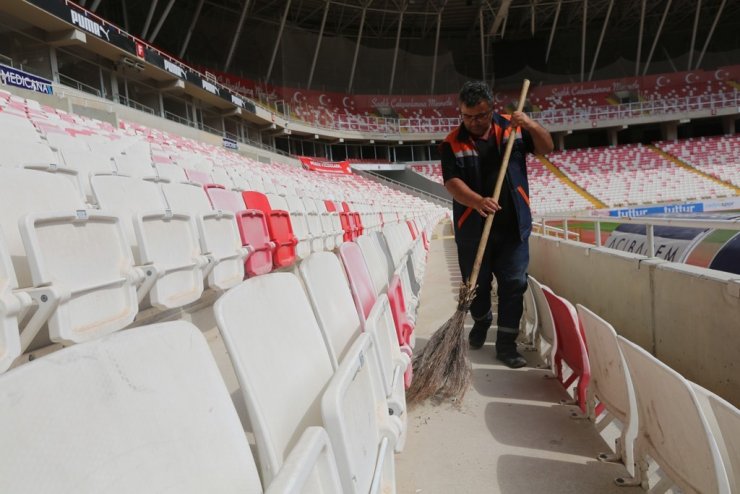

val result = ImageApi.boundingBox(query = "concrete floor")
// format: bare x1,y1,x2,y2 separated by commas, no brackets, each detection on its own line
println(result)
395,223,642,494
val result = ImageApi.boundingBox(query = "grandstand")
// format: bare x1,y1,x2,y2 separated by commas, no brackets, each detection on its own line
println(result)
0,0,739,493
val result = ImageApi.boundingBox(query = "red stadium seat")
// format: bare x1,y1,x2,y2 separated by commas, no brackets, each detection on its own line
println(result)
204,184,273,276
543,289,592,414
242,190,297,268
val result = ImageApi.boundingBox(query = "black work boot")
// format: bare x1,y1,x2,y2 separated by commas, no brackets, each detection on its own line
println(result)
468,313,493,349
496,326,527,368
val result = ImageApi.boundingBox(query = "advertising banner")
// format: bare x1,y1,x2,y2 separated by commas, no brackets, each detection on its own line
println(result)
298,156,352,174
0,64,53,95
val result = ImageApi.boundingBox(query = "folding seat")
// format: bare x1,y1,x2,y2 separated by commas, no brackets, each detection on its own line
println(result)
211,167,235,189
339,202,358,241
0,228,26,373
542,285,591,413
576,305,634,469
0,168,141,345
205,184,274,276
618,336,731,493
320,200,345,246
322,333,397,494
0,321,265,493
267,193,310,260
214,273,336,485
285,194,324,253
243,191,297,268
528,276,558,376
691,384,739,491
161,182,249,290
91,174,208,309
301,197,334,251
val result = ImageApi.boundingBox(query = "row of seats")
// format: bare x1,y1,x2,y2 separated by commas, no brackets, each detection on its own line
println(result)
546,143,737,207
0,205,441,492
523,276,739,493
655,134,740,188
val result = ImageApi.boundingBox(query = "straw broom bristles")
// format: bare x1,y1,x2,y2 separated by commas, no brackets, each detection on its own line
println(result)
406,283,476,405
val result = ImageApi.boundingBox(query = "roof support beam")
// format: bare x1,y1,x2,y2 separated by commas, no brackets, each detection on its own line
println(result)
388,7,405,94
488,0,512,36
642,0,672,76
348,3,368,93
545,0,562,63
307,0,330,90
580,0,587,82
148,0,176,43
90,0,102,12
695,0,726,69
266,0,292,83
588,0,614,81
687,0,701,70
121,0,130,32
179,0,205,58
430,12,442,94
635,0,646,76
141,0,159,39
224,0,252,71
479,8,486,81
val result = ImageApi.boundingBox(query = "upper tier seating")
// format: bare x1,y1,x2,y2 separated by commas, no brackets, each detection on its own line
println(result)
547,144,737,207
655,134,740,188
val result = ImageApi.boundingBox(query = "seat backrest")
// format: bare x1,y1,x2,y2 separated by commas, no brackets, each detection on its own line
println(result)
356,233,392,296
299,251,362,368
543,289,589,376
528,276,557,348
691,383,740,491
618,336,730,493
184,168,212,185
214,273,335,485
155,163,188,183
0,321,263,493
321,333,396,494
364,293,405,398
338,241,377,324
242,190,273,214
161,182,214,213
205,184,244,213
90,174,168,247
576,304,630,423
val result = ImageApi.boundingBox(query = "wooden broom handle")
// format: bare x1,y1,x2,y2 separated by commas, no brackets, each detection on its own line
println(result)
468,79,531,286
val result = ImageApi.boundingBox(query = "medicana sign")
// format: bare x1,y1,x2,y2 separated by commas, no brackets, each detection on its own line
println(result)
0,65,53,95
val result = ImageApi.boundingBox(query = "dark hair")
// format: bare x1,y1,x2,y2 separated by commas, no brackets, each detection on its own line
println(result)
458,81,493,107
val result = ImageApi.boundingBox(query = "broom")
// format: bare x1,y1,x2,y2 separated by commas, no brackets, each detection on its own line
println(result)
406,79,531,405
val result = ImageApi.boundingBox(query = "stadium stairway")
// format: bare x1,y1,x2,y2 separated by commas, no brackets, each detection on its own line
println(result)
533,155,608,209
649,145,740,195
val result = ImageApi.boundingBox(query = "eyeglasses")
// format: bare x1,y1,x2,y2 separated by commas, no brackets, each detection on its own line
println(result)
460,110,492,122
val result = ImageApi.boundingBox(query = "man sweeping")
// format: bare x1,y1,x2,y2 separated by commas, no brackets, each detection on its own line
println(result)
440,81,554,369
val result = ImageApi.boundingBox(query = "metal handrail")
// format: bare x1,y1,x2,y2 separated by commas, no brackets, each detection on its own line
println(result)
117,94,155,114
534,213,740,257
58,73,101,97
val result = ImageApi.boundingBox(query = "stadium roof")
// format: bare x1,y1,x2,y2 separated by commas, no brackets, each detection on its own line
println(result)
90,0,740,92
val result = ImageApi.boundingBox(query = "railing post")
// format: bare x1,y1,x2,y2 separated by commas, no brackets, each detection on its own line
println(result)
563,219,569,240
595,221,602,247
646,224,655,257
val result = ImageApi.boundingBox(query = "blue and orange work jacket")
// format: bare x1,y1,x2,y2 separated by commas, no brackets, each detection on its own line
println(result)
441,113,533,243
